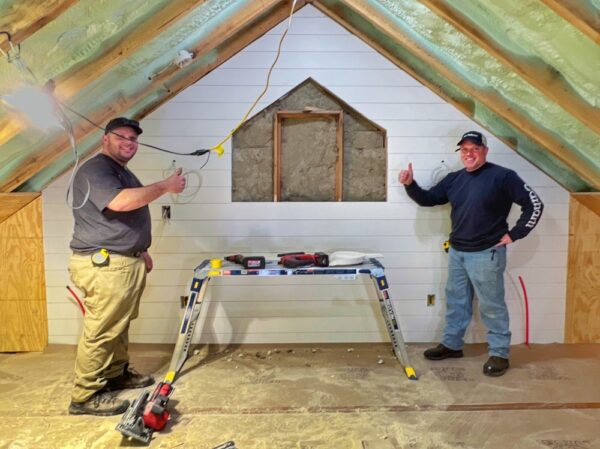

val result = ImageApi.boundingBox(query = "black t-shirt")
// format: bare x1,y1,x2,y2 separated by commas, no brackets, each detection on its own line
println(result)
70,153,151,255
405,162,543,251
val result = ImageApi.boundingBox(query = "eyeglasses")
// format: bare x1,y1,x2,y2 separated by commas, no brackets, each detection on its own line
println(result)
111,132,139,143
459,146,485,153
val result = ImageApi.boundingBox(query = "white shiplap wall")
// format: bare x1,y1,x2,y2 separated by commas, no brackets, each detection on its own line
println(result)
43,5,568,346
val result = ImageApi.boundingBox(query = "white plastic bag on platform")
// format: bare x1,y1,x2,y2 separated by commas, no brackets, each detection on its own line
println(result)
328,251,383,266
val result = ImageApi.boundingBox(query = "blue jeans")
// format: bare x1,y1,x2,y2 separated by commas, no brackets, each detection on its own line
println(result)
442,246,511,359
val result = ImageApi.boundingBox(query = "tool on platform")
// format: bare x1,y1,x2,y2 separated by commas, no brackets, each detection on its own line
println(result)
225,254,266,269
277,252,329,268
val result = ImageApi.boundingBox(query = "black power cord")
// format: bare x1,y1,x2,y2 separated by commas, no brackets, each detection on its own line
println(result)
59,102,212,156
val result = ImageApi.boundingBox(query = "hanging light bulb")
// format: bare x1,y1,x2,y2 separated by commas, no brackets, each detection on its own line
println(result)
1,84,64,130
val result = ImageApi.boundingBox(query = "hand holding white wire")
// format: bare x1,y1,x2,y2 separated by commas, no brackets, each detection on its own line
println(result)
164,167,186,193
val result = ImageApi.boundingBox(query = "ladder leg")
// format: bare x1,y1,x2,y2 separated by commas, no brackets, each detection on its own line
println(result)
371,274,418,380
164,276,210,382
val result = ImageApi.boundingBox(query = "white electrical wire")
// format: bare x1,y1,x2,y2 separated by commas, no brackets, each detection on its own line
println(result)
430,160,451,187
64,133,89,209
162,160,204,204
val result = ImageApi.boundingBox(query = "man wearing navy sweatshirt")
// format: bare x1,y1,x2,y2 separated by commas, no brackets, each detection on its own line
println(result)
399,131,543,376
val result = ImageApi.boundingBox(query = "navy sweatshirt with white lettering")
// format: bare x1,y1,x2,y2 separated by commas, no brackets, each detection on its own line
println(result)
405,162,543,252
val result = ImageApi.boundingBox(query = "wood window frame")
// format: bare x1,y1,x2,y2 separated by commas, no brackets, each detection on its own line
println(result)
273,110,344,202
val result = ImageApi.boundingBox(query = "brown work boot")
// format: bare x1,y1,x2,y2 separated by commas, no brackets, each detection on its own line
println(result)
68,391,130,416
105,363,155,391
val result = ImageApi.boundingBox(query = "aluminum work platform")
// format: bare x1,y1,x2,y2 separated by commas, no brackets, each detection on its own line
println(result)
167,258,417,382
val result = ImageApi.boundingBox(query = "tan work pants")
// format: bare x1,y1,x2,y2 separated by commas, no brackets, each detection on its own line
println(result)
68,253,147,402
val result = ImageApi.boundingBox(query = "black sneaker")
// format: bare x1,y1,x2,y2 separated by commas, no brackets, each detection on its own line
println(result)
423,344,464,360
483,356,509,377
105,363,155,391
69,391,130,416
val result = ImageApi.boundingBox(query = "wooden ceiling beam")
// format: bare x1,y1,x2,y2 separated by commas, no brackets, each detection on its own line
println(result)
0,120,26,148
0,102,125,193
138,0,309,117
313,0,599,190
54,0,210,98
419,0,600,135
540,0,600,44
0,0,78,147
0,0,211,149
0,0,78,53
0,0,301,192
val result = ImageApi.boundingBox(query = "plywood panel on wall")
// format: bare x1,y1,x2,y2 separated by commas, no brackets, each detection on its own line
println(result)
0,301,48,351
0,196,47,352
0,192,39,225
565,194,600,343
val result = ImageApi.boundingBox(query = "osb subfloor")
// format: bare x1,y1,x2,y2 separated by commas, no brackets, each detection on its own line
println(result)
1,343,599,449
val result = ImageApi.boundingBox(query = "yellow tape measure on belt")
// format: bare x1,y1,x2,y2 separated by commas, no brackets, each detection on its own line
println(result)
91,248,110,266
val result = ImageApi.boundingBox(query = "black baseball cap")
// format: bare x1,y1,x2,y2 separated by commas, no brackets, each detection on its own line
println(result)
105,117,143,135
455,131,487,150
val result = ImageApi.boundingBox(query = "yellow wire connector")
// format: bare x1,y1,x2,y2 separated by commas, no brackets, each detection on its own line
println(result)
212,144,225,157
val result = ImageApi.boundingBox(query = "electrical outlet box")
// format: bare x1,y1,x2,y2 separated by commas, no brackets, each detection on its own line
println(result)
427,294,435,306
162,205,171,220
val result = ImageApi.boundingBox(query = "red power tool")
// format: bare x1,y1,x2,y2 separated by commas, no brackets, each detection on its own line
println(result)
225,254,266,269
116,381,174,443
278,252,329,268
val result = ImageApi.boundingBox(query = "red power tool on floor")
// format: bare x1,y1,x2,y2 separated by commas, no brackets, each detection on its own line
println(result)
116,381,174,444
278,252,329,268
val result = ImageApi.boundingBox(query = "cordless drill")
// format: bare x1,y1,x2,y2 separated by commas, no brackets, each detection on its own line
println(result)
225,254,266,269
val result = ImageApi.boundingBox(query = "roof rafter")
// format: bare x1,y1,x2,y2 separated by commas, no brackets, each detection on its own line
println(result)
0,0,211,148
55,0,212,98
0,0,77,53
2,0,306,192
138,0,309,117
540,0,600,44
419,0,600,135
313,0,599,190
1,0,598,193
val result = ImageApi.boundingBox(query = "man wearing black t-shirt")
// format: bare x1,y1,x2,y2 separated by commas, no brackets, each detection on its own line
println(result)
68,117,186,415
399,131,543,377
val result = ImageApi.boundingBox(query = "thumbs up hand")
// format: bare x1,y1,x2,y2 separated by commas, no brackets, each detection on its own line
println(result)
398,163,414,185
165,167,186,193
